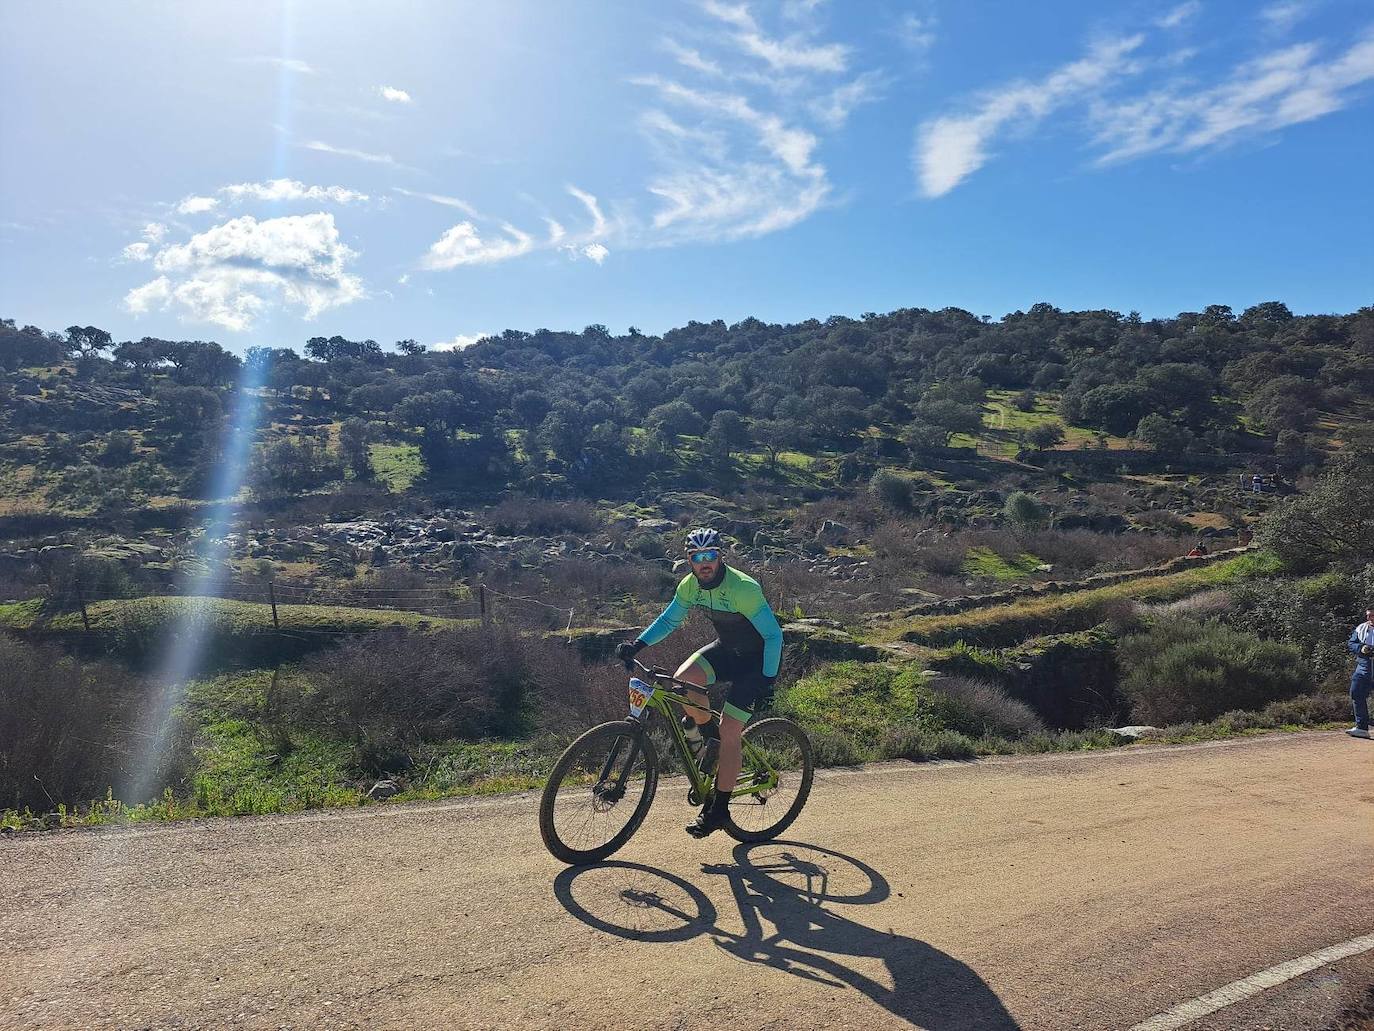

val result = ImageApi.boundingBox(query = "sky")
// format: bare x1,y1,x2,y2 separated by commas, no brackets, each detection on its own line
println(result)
1,0,1372,354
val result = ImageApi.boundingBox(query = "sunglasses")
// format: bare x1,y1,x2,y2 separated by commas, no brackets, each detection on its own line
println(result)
689,549,721,564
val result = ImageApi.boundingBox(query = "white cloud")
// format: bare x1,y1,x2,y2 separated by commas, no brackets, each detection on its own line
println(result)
1092,32,1374,163
120,241,152,262
220,178,368,204
432,332,490,351
391,187,480,216
1260,2,1307,33
899,11,937,52
421,222,534,269
124,276,173,314
663,39,725,77
242,56,316,74
142,222,167,242
914,35,1146,197
123,213,363,330
416,0,859,267
1157,2,1201,29
303,140,403,167
176,195,220,215
702,0,848,73
810,71,885,129
377,85,413,103
633,74,830,240
781,0,825,20
567,185,609,237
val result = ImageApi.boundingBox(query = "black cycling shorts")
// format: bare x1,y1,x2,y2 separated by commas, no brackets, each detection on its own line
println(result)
684,640,772,722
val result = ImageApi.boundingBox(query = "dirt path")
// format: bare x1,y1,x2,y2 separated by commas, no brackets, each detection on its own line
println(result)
3,732,1372,1030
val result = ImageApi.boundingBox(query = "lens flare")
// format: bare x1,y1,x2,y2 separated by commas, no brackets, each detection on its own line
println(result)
125,358,267,803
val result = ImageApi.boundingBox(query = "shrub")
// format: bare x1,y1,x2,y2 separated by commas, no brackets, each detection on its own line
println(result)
486,496,602,535
295,624,588,772
869,469,913,511
1117,618,1309,724
928,675,1046,739
877,726,978,761
0,637,188,809
1002,491,1046,529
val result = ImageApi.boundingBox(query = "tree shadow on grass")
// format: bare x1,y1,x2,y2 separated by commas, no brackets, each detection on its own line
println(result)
553,840,1019,1030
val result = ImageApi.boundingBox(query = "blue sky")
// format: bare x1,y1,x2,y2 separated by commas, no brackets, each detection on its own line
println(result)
1,0,1371,353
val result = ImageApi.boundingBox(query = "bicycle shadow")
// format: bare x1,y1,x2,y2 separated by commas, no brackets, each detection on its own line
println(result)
553,841,1019,1030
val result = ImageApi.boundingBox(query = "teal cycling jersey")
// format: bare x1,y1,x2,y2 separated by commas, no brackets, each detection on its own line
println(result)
637,564,783,677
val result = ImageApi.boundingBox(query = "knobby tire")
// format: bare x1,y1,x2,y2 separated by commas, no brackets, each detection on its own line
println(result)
539,720,659,865
725,717,813,842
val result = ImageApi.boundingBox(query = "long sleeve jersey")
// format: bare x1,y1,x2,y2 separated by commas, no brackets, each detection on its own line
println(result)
638,564,783,677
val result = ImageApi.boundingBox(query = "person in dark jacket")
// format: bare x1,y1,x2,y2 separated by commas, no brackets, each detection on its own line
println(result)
1345,608,1374,738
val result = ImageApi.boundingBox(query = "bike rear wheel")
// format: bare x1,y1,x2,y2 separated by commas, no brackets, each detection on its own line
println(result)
539,720,659,865
725,717,813,842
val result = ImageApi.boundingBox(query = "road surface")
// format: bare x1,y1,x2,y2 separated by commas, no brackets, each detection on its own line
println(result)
3,731,1372,1030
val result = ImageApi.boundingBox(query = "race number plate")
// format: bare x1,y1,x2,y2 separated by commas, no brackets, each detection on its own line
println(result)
628,677,655,718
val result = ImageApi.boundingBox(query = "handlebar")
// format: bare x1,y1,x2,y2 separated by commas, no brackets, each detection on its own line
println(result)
625,656,700,691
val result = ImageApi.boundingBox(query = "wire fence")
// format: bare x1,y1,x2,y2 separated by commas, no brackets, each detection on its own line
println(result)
34,573,581,641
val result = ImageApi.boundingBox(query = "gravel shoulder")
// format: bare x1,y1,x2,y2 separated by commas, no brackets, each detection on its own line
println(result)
3,731,1372,1030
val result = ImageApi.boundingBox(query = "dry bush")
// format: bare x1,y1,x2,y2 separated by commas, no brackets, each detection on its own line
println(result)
486,496,602,535
296,625,594,772
1133,509,1192,535
913,537,969,577
759,560,833,616
1015,528,1114,574
356,565,433,592
1098,534,1188,571
541,557,676,622
930,675,1047,739
790,493,888,536
0,637,189,810
1086,482,1135,510
1144,589,1234,620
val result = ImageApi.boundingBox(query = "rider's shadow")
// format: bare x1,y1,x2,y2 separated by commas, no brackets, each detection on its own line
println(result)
553,842,1019,1030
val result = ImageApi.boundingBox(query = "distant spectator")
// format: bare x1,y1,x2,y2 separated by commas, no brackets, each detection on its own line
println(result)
1252,474,1264,493
1185,541,1209,558
1346,609,1374,739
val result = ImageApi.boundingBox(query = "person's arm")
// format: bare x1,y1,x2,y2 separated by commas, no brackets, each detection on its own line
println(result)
637,577,696,647
1350,628,1367,657
739,588,784,678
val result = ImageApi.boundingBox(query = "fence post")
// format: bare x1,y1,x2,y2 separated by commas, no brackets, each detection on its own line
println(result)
268,582,280,629
478,581,488,625
75,577,91,634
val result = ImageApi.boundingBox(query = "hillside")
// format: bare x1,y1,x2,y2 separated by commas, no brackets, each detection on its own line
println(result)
2,302,1373,826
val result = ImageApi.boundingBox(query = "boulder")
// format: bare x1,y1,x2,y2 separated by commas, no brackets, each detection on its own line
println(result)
814,520,851,545
1109,726,1159,740
367,780,399,800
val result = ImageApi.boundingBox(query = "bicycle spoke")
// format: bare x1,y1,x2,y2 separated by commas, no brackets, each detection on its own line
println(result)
540,723,659,864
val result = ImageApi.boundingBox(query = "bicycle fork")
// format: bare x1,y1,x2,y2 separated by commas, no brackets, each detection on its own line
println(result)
594,731,642,805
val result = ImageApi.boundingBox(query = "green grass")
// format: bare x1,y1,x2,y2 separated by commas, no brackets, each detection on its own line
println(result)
874,552,1278,647
44,595,466,635
0,598,43,629
3,595,474,668
369,442,423,492
780,662,944,742
963,546,1044,581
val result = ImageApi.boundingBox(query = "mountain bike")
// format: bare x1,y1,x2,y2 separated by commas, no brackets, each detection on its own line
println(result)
538,658,814,865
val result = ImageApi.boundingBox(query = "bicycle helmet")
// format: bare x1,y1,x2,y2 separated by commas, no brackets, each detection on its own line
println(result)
684,527,722,552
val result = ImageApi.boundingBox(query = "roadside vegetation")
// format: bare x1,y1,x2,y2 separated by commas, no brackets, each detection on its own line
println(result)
4,303,1374,830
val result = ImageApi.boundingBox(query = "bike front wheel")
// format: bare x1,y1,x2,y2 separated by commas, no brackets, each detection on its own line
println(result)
539,720,659,865
725,717,813,842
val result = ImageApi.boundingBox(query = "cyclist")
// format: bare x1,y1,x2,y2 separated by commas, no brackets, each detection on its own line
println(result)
616,527,784,838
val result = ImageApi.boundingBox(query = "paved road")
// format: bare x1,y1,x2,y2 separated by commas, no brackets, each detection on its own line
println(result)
3,732,1372,1030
